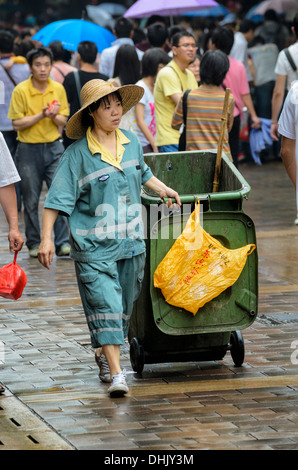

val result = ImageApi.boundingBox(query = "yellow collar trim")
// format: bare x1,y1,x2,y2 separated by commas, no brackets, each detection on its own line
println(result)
86,127,130,170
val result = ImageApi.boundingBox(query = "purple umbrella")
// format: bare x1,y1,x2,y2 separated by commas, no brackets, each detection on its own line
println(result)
124,0,218,18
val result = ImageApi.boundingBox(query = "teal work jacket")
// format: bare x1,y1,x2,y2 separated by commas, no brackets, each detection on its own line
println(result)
45,130,153,262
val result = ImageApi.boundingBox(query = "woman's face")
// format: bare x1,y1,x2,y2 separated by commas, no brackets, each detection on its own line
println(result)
92,93,123,132
188,57,200,83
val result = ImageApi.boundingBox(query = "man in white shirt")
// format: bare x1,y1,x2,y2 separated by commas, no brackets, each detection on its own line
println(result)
271,14,298,141
278,81,298,224
99,17,143,78
230,19,255,82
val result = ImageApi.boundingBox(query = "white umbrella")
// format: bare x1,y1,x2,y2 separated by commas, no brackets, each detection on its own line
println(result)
86,5,114,28
254,0,298,15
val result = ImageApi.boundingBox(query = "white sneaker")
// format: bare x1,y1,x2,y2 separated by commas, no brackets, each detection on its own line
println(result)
108,370,129,397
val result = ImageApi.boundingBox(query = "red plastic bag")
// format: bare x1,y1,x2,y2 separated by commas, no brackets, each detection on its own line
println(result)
0,252,27,300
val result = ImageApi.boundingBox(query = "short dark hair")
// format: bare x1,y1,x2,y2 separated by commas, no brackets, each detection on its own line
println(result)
199,49,229,86
211,26,234,55
26,46,53,66
264,9,278,21
141,48,170,77
239,19,255,33
171,31,196,48
114,17,133,38
147,23,168,47
0,30,14,54
48,41,65,61
77,41,98,64
15,39,35,58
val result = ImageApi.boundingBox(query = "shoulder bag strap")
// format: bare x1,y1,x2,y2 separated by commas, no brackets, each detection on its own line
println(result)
0,61,17,87
74,71,82,106
284,48,297,72
182,89,190,125
52,64,66,79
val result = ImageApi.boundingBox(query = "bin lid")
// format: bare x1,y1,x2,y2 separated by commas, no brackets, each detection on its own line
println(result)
150,211,258,336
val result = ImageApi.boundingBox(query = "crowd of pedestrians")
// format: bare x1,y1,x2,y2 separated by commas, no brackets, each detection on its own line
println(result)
1,8,298,396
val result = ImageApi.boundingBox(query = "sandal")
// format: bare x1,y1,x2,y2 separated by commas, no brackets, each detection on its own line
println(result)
0,384,5,395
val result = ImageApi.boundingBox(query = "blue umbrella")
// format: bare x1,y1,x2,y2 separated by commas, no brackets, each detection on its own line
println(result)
184,5,228,17
32,19,115,52
245,4,264,22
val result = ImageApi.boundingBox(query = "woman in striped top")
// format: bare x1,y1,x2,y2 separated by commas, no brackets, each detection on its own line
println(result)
172,50,235,161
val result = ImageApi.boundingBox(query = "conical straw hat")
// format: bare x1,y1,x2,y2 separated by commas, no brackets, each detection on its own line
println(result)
65,79,144,140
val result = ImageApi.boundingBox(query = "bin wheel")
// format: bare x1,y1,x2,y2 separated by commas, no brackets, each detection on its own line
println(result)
130,337,144,373
230,330,245,367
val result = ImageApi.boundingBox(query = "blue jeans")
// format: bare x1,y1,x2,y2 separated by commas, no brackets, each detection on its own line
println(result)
158,144,179,153
15,140,69,251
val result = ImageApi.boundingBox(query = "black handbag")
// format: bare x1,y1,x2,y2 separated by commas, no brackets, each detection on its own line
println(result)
178,89,190,151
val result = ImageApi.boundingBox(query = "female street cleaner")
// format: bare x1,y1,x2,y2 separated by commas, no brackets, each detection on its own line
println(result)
38,79,181,397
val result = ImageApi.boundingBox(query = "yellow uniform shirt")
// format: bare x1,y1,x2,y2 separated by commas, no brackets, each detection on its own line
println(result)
154,60,198,147
8,76,69,143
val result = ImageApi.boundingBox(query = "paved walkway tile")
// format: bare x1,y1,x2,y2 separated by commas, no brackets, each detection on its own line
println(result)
1,160,298,450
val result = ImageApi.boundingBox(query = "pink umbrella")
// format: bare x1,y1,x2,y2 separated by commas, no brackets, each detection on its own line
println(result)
255,0,298,15
124,0,218,18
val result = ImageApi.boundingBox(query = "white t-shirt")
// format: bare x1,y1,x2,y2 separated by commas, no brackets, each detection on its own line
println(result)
230,32,253,82
274,42,298,90
132,80,155,147
278,82,298,209
0,132,20,187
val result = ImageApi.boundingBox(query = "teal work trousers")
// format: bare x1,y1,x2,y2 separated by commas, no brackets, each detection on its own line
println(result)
75,253,146,348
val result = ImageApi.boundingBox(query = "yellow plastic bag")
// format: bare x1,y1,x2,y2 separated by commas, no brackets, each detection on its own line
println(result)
154,204,255,315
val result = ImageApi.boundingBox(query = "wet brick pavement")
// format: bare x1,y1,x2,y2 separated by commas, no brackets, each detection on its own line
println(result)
0,160,298,450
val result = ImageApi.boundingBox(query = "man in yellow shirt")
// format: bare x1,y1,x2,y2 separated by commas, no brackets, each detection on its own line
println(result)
154,31,198,152
8,46,70,257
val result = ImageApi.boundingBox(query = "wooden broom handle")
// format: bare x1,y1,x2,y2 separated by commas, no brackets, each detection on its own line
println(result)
212,88,231,193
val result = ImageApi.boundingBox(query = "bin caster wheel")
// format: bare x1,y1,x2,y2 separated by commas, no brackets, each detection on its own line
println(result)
230,330,245,367
130,337,144,373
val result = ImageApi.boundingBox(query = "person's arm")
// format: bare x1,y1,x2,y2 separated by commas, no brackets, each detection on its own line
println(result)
12,110,46,131
171,96,184,130
12,102,67,131
281,136,296,189
38,208,59,269
170,92,183,106
0,184,24,252
241,93,261,129
144,176,181,207
135,103,158,153
271,74,287,141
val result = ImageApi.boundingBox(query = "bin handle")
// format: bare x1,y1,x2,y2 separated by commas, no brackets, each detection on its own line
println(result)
213,88,231,193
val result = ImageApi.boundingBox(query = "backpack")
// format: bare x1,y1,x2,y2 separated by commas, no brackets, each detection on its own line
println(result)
258,23,283,50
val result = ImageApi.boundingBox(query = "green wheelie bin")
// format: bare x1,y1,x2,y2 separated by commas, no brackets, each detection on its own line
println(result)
128,150,258,373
